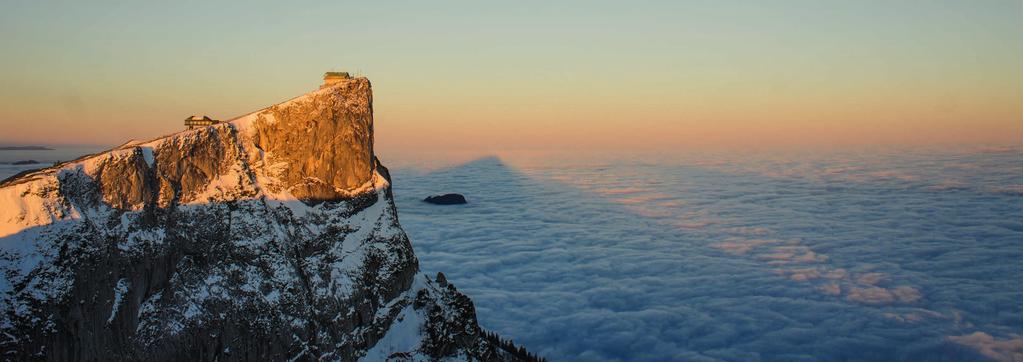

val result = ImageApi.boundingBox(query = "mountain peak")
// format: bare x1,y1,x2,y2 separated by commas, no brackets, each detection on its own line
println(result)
0,75,537,361
240,76,375,203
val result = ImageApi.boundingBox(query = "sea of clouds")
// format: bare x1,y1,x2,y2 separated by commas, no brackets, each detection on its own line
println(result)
387,147,1023,361
0,146,107,181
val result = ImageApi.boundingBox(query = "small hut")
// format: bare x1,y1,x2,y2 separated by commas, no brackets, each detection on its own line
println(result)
184,115,220,130
321,71,352,88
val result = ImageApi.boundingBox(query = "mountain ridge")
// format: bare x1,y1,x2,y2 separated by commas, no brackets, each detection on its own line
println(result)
0,77,536,361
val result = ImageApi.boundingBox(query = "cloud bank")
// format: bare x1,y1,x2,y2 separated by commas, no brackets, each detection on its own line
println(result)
389,150,1023,361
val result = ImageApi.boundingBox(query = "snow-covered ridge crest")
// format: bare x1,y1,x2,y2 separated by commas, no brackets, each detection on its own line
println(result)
0,77,531,360
0,77,374,239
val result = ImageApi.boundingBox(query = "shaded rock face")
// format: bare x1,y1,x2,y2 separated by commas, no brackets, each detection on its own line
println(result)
88,127,246,210
0,78,529,361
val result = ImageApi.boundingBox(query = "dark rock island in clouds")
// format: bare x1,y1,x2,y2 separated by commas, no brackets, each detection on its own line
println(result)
0,76,538,361
423,193,468,205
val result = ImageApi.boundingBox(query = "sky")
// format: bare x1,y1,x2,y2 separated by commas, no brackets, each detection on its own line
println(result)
0,0,1021,152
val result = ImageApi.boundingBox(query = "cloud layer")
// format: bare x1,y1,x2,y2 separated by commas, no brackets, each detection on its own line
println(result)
390,148,1023,361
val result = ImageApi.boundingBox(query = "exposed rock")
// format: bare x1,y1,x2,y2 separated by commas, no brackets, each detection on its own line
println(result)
253,78,375,203
0,77,533,361
11,160,40,165
424,193,468,205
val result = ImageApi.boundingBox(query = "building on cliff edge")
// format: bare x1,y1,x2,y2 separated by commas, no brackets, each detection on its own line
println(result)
321,71,351,88
184,115,220,130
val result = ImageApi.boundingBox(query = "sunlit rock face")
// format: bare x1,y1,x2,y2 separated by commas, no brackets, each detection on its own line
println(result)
0,78,528,361
253,78,375,203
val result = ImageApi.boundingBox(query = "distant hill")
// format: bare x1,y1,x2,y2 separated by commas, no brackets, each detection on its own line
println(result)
0,145,53,151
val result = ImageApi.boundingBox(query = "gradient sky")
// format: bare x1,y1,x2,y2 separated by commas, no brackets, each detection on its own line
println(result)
1,0,1020,152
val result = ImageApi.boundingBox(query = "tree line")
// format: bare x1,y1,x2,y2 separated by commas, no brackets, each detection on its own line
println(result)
481,329,547,362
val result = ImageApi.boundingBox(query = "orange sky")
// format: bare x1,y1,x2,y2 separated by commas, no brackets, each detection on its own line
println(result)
0,1,1020,151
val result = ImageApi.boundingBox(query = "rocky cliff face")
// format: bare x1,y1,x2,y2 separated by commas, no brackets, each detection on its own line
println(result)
0,78,529,361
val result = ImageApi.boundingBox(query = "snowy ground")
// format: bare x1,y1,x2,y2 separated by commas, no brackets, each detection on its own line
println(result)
385,147,1023,361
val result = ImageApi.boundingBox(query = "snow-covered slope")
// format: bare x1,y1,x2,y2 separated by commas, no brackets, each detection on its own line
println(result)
0,77,531,361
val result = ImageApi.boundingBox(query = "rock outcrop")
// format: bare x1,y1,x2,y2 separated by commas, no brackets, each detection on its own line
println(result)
252,78,375,203
423,194,468,205
0,77,533,361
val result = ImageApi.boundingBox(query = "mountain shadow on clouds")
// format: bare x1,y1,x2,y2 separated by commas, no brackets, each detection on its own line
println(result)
391,155,1006,362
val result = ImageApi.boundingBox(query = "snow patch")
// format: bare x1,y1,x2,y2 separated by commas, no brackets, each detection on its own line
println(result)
108,278,130,324
362,304,425,361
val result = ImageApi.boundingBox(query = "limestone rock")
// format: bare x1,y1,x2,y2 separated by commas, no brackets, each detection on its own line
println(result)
253,78,375,203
